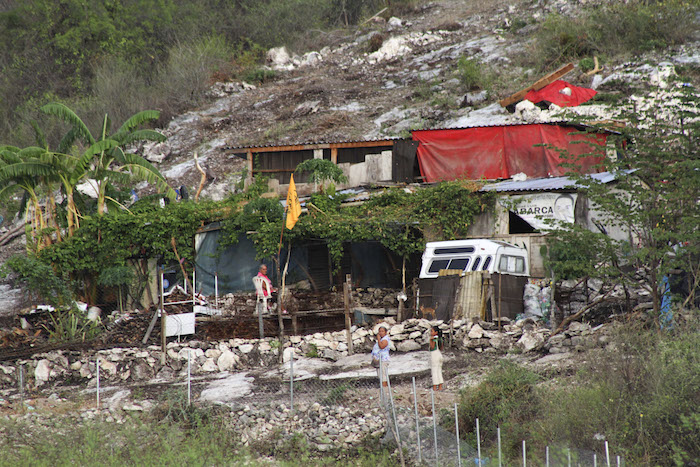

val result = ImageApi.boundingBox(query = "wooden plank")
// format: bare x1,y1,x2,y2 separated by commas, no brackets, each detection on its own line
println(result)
499,63,575,108
230,140,395,153
330,147,338,164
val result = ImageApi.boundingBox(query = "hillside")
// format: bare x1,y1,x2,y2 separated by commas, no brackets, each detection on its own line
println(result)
142,0,700,200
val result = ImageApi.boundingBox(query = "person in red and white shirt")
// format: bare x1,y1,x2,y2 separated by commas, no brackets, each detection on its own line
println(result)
257,264,274,297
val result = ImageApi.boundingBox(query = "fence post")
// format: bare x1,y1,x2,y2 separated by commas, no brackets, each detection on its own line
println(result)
522,440,526,467
476,417,482,463
498,426,502,467
617,455,621,467
431,388,438,466
187,349,191,406
379,358,386,406
454,403,461,467
605,441,610,467
215,272,219,311
18,364,24,405
568,448,572,467
386,375,406,467
96,358,101,410
343,274,354,355
160,269,167,365
546,446,550,467
412,377,421,464
290,349,294,412
594,453,597,467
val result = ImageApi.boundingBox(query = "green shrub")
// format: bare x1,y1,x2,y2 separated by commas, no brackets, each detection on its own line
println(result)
1,254,72,305
456,58,492,91
43,306,104,342
243,67,277,85
532,1,699,70
458,361,542,457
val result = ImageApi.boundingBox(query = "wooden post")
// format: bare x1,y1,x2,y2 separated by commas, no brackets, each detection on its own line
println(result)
160,269,167,365
498,272,503,326
343,274,354,355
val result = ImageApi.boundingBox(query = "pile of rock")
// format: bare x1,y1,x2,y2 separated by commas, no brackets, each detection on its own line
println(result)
235,402,386,451
545,321,608,354
352,287,402,309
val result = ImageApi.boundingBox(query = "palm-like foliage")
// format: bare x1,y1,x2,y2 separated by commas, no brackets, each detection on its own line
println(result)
0,145,58,250
40,103,174,216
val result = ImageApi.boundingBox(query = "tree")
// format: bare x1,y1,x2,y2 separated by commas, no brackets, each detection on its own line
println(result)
40,102,175,216
546,76,700,322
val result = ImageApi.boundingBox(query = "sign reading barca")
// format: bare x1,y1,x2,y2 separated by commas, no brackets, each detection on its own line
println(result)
502,193,578,230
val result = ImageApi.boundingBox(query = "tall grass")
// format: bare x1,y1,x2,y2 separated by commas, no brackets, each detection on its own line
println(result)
457,317,700,465
531,0,699,70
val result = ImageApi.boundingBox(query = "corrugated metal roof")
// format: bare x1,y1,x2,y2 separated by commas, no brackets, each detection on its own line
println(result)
480,171,620,192
225,136,402,151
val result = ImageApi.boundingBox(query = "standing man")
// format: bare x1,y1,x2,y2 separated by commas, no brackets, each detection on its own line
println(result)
257,264,274,297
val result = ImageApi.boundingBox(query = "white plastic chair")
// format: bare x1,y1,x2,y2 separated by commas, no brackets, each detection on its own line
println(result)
253,276,271,315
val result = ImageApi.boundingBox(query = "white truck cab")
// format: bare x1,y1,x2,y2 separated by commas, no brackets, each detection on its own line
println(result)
419,239,530,279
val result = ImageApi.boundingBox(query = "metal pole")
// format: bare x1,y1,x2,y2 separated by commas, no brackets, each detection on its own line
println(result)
568,448,572,467
215,272,219,311
605,441,610,467
160,270,167,364
96,358,101,410
192,271,196,305
379,358,384,405
546,446,550,467
498,427,502,467
617,455,621,467
412,377,421,464
431,389,438,466
387,376,402,448
594,453,597,467
454,404,461,467
290,349,294,412
476,418,482,463
187,350,191,406
522,440,526,467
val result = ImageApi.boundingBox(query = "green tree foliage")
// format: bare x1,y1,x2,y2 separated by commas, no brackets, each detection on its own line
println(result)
40,102,175,216
545,79,700,319
219,180,493,269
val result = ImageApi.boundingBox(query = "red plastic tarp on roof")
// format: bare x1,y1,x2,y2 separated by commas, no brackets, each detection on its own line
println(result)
413,124,606,182
524,80,597,107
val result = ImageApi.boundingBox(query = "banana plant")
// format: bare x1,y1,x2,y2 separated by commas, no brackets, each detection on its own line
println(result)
40,102,175,216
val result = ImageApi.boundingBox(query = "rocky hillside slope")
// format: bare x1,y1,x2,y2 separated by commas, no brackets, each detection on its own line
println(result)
141,0,699,201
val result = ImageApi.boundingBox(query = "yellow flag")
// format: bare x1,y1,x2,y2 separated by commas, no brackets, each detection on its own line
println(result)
286,174,302,229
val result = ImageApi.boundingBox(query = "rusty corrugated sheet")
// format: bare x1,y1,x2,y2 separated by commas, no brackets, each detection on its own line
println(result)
454,272,487,320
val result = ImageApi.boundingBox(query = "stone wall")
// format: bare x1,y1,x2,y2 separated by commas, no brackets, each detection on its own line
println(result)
0,317,609,391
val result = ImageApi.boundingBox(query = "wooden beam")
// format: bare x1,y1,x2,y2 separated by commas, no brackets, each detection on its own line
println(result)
330,147,338,164
230,140,395,154
246,150,253,184
499,63,575,108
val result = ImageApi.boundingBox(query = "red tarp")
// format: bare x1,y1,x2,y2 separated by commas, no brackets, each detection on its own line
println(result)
524,80,597,107
413,124,606,182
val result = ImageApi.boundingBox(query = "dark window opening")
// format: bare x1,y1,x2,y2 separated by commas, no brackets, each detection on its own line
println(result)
428,259,450,273
471,257,482,271
482,256,492,270
509,211,537,234
434,247,475,255
448,258,469,271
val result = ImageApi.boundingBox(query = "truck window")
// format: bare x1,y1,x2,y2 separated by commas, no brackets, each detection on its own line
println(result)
428,259,450,273
448,258,469,271
471,257,481,271
498,255,526,273
482,256,492,270
434,247,475,255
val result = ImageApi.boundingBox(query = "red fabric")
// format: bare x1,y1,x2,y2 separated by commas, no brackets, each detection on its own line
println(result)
413,124,606,182
524,80,597,107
